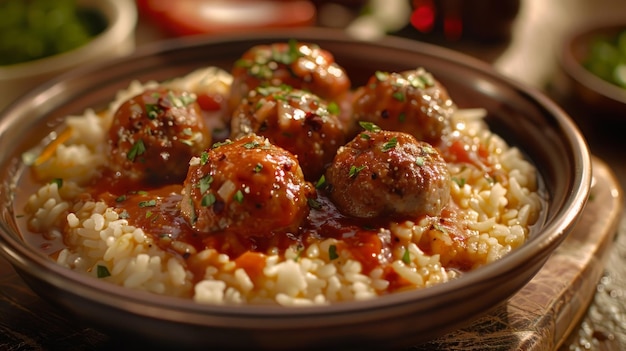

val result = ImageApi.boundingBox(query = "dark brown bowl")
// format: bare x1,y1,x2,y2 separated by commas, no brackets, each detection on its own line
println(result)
0,29,591,350
557,21,626,118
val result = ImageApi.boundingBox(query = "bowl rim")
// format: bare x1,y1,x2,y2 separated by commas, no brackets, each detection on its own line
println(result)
560,20,626,105
0,28,592,328
0,0,137,80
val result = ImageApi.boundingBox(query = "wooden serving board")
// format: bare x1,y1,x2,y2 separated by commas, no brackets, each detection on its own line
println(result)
0,157,623,350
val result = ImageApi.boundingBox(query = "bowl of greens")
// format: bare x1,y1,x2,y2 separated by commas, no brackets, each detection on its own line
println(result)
0,0,137,111
558,21,626,118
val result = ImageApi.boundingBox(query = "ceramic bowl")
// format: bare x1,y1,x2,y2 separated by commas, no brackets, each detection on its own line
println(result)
557,21,626,118
0,29,591,350
0,0,137,111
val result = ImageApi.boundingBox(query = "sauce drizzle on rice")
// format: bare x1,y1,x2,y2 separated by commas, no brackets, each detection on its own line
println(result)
19,43,544,306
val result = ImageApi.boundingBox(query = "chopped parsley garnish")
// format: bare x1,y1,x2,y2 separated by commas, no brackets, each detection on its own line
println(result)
382,137,397,152
127,139,146,162
138,199,157,208
50,178,63,189
358,121,381,133
212,140,233,149
145,103,161,119
329,244,339,260
433,223,448,234
293,245,304,262
392,91,405,102
402,247,411,264
115,195,127,202
199,175,213,194
327,101,340,115
253,163,263,173
452,177,466,187
234,190,244,203
349,165,365,178
201,193,216,207
200,151,209,165
315,174,326,189
307,198,322,210
374,71,389,81
415,157,425,167
97,265,111,278
243,141,260,149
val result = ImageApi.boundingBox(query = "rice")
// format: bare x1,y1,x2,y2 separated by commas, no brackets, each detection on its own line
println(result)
22,66,544,306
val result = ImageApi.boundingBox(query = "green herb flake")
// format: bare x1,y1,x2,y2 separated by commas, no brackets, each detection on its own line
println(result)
452,177,466,187
234,189,244,203
115,195,127,202
97,265,111,278
315,174,326,189
382,137,398,152
138,199,157,208
307,198,322,210
374,71,389,81
253,163,263,173
358,121,381,133
243,141,260,149
402,247,411,264
145,210,153,219
327,101,340,115
398,112,406,123
212,140,233,149
201,193,216,207
360,133,371,140
349,165,365,178
50,178,63,189
145,104,160,119
434,223,448,234
329,244,339,260
199,175,213,194
200,151,209,165
127,139,146,162
392,91,405,102
415,157,425,167
293,245,304,262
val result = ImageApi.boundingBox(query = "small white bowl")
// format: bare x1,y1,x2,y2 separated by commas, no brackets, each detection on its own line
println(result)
0,0,137,111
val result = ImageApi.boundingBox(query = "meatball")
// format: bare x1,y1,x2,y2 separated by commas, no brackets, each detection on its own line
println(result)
228,40,351,113
230,85,346,181
324,127,451,219
108,88,211,184
350,68,455,145
180,134,314,238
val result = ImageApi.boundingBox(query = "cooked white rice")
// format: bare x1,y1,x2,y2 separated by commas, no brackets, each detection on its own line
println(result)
23,67,543,306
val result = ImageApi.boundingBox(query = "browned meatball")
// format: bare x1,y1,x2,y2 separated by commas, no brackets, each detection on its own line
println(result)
180,134,315,238
350,68,455,145
324,126,451,219
108,88,211,185
230,85,346,181
228,40,351,114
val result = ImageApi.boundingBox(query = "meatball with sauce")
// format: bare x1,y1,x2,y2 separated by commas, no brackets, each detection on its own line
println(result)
228,40,351,114
108,88,211,185
350,68,455,145
324,125,451,219
231,85,346,181
180,134,315,239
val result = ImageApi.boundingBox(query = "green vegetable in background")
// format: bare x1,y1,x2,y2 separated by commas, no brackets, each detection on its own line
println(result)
0,0,106,66
583,29,626,89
